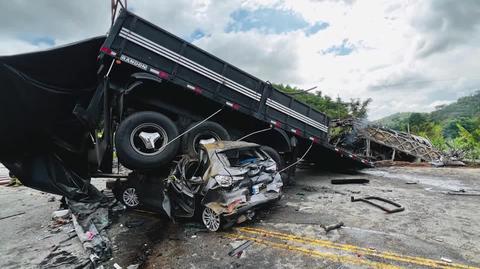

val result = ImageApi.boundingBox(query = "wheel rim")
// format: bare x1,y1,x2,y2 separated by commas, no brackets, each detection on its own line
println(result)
130,123,168,156
123,187,139,207
202,207,221,231
192,132,221,155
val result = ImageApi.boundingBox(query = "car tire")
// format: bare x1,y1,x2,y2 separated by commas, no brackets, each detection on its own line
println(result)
181,121,230,157
114,182,141,209
261,146,284,169
202,206,221,232
115,111,180,170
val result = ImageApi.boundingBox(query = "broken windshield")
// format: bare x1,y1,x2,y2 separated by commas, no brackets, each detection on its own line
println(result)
222,147,267,167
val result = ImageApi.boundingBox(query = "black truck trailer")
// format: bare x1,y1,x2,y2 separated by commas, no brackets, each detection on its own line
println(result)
0,9,370,200
96,9,371,171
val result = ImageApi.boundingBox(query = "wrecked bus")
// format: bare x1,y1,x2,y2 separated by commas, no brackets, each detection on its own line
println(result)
0,9,370,202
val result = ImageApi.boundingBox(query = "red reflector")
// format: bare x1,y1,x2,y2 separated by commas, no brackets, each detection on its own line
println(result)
232,103,240,110
270,120,281,127
291,129,301,135
159,71,169,79
194,87,203,94
100,47,112,54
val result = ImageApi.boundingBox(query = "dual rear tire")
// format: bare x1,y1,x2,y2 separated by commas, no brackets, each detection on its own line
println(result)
115,111,229,170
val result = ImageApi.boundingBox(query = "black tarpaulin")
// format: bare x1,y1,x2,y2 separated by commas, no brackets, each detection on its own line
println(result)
0,36,106,200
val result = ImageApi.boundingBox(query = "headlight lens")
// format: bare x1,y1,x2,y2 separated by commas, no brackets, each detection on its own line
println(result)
214,175,244,187
214,175,233,187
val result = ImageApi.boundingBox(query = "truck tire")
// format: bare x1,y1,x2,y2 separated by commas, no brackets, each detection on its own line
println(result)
181,121,230,157
115,111,180,169
261,146,284,169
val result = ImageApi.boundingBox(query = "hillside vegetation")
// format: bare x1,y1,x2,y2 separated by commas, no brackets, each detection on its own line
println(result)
375,91,480,159
274,84,371,119
274,83,479,159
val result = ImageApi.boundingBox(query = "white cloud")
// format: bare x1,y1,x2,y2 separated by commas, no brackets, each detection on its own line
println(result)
1,0,479,120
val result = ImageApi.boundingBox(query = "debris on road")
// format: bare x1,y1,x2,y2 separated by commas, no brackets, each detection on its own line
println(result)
301,186,318,192
446,190,480,196
0,211,25,221
441,257,453,263
68,198,115,265
51,209,70,220
351,196,405,213
330,117,470,167
331,178,370,184
323,221,344,233
228,240,254,257
297,206,313,212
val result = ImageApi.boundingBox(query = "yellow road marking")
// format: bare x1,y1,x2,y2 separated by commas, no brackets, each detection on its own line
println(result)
225,233,402,269
235,227,478,269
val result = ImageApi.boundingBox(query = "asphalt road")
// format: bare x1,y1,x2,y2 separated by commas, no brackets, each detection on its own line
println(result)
1,165,479,268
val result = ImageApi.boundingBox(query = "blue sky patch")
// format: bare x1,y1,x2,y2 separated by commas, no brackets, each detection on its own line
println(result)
226,8,309,34
305,21,330,36
19,35,55,46
187,29,206,42
322,39,356,56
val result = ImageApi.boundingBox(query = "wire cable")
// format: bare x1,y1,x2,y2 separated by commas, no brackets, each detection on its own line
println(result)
276,140,314,174
236,126,274,141
158,108,223,151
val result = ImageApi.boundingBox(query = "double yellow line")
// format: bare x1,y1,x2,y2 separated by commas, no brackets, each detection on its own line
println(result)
227,227,478,269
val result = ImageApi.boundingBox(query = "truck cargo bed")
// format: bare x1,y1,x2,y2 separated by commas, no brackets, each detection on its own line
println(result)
102,10,329,143
100,9,371,169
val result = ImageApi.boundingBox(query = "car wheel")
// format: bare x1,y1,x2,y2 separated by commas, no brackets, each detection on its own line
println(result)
202,207,221,232
115,184,140,209
115,111,180,170
181,121,230,157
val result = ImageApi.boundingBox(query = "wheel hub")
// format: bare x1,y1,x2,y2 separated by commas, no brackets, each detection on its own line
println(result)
123,187,139,207
130,123,168,156
138,131,161,149
202,207,221,232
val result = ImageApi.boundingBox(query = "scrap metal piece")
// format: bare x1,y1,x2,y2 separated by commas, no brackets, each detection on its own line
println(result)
323,221,344,233
351,196,404,213
358,125,443,162
228,240,254,257
446,191,480,196
0,211,25,220
331,178,369,184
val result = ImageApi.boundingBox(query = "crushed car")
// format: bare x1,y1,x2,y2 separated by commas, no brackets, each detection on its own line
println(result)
113,140,283,231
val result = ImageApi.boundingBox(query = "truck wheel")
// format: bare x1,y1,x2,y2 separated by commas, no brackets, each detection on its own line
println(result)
181,121,230,157
115,111,180,170
261,146,284,169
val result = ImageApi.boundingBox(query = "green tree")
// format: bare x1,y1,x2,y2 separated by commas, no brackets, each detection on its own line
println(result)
451,124,480,159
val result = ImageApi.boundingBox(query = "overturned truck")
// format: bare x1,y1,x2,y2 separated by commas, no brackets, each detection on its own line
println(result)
0,10,371,209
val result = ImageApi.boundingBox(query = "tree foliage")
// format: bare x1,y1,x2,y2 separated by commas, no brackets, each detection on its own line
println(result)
376,91,480,160
273,84,371,119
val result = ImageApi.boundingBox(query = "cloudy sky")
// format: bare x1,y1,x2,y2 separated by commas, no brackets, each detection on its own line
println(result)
1,0,479,120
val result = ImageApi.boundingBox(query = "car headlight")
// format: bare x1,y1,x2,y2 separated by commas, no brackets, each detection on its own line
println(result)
214,175,244,187
214,175,233,187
